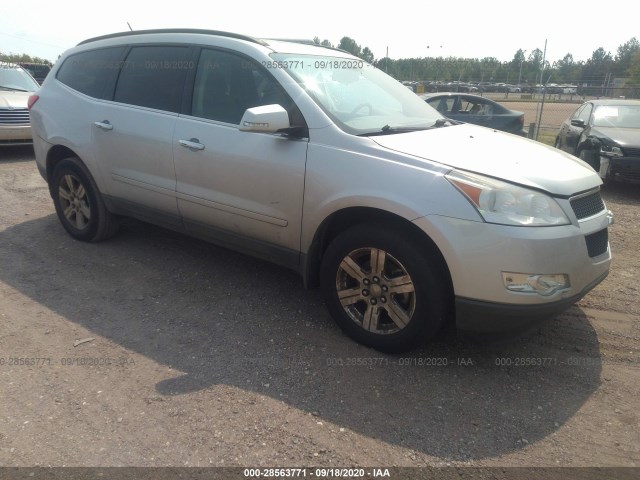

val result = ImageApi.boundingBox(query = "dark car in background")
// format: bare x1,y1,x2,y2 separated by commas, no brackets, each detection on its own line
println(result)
421,92,525,135
17,63,51,85
555,99,640,183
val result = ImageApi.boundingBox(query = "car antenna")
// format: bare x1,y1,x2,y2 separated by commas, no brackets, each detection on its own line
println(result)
127,22,133,31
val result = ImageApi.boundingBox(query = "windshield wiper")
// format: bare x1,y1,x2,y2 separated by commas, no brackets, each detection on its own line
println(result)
0,86,29,92
361,125,429,137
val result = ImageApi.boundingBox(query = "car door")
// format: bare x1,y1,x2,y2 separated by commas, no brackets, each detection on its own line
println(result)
427,96,458,120
459,96,491,127
562,103,593,154
173,48,308,268
92,45,194,225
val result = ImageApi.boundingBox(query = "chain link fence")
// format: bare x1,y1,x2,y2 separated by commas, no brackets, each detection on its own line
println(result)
484,86,640,145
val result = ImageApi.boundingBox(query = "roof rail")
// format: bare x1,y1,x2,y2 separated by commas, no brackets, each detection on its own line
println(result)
77,29,268,46
263,38,318,46
262,38,351,55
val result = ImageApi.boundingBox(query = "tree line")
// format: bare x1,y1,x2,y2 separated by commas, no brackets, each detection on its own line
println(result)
0,52,53,66
4,36,639,88
315,36,640,87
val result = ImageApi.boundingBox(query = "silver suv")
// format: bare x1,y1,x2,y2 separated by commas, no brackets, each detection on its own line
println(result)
29,29,612,352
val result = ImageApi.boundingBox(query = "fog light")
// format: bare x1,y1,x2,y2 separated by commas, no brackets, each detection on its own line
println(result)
502,272,570,296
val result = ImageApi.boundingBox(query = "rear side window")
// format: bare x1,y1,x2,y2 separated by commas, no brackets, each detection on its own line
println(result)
114,46,193,113
56,47,125,99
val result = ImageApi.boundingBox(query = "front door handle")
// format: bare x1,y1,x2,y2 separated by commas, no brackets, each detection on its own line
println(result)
179,138,205,151
94,120,113,131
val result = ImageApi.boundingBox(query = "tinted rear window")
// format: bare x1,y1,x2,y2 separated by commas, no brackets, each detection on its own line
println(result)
113,46,193,113
56,47,125,98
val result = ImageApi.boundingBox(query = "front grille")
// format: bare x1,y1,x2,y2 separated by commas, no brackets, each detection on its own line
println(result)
0,108,30,125
570,191,605,220
623,147,640,158
612,170,640,182
585,229,608,258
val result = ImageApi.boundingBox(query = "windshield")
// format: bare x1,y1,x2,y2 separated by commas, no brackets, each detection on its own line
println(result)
271,53,442,135
593,105,640,129
0,63,40,92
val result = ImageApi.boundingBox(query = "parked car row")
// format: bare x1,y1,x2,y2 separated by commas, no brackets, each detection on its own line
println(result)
17,62,52,85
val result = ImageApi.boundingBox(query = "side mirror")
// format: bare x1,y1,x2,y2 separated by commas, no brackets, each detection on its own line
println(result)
570,118,586,128
239,104,290,133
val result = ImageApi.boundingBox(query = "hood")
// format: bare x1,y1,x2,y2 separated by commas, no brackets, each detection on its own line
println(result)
0,91,30,109
590,126,640,149
370,124,601,196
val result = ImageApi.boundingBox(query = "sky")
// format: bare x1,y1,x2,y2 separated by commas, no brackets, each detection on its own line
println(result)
1,0,637,65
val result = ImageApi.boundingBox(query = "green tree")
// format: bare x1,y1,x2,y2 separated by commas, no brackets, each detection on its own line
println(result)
361,46,374,64
614,37,640,76
583,47,613,84
628,50,640,84
337,37,361,57
0,52,53,65
554,53,580,83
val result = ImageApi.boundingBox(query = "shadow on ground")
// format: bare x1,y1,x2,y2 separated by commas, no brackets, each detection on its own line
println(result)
0,145,35,163
0,214,603,461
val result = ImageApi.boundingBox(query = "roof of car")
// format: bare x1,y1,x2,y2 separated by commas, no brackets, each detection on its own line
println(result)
78,29,268,46
589,99,640,106
420,93,496,102
76,29,349,56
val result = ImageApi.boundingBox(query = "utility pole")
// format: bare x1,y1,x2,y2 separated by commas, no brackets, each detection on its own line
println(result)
535,40,547,141
385,46,388,73
518,50,527,86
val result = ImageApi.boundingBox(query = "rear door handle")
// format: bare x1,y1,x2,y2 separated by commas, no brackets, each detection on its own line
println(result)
179,138,205,151
94,120,113,131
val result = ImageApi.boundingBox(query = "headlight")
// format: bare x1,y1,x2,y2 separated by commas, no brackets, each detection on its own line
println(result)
600,144,623,157
445,170,570,226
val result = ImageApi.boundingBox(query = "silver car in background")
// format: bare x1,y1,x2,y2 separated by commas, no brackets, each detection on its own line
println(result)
28,30,612,352
0,62,40,145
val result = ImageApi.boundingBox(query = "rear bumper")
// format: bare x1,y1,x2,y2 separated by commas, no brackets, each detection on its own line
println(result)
455,270,609,334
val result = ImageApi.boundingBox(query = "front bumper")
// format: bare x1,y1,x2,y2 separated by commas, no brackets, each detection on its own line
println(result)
599,155,640,183
455,270,608,333
0,125,32,146
413,209,611,332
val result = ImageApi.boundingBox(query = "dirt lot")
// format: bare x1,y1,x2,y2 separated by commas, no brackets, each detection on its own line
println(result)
0,147,639,473
497,101,577,131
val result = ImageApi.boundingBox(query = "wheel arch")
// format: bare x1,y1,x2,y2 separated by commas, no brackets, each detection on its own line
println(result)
303,207,453,297
46,145,80,186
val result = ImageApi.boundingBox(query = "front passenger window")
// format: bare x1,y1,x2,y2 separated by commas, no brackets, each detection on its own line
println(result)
191,49,305,127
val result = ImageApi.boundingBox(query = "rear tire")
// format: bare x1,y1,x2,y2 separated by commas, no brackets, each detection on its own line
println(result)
51,157,119,242
320,224,448,353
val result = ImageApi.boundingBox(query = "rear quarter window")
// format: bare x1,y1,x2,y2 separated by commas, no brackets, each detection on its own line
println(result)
56,47,125,99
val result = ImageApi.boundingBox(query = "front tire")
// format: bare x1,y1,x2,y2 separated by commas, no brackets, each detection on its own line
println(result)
51,157,119,242
320,224,448,352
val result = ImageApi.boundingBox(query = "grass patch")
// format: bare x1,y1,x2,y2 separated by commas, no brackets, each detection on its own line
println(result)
535,131,557,147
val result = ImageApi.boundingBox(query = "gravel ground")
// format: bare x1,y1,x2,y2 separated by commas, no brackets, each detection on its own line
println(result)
0,146,638,473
